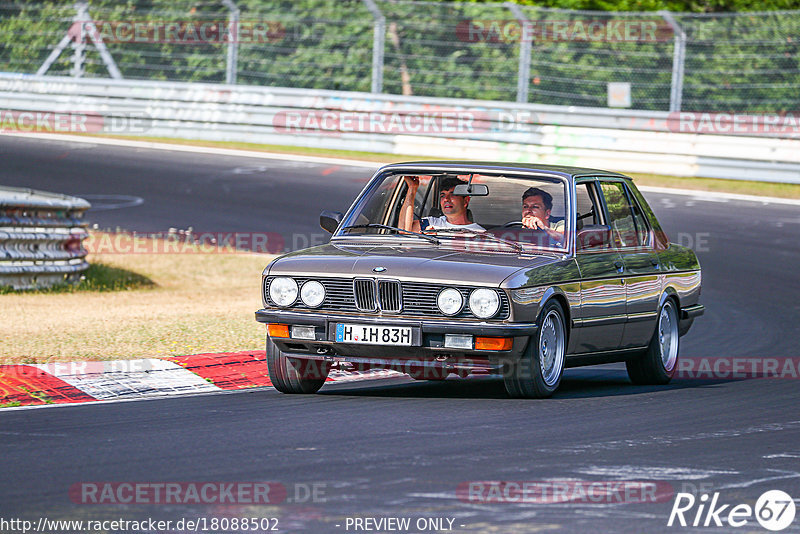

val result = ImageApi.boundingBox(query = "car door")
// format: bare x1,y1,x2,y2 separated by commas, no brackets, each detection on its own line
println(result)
573,179,626,353
598,180,662,349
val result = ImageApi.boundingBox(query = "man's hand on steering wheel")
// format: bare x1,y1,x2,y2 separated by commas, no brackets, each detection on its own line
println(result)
522,215,548,230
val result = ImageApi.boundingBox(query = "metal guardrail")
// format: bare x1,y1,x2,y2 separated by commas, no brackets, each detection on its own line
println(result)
1,74,799,183
0,186,91,290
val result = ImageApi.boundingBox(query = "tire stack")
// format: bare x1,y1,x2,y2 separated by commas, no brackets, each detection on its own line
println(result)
0,186,90,290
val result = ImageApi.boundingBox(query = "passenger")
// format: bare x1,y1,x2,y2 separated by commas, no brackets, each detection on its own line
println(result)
400,176,484,233
521,187,564,243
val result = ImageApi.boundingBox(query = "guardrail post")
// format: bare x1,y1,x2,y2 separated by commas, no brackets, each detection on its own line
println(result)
363,0,385,94
506,2,531,104
222,0,239,85
71,2,87,77
37,0,122,79
660,10,686,113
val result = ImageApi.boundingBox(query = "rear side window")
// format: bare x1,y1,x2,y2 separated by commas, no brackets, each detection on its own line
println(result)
600,182,650,248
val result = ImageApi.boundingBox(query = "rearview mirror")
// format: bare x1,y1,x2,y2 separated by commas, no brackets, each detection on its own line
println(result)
453,183,489,196
577,224,612,250
320,210,343,234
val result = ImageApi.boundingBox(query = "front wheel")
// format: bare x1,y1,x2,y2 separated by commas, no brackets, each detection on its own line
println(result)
626,298,679,385
504,300,567,398
266,336,330,394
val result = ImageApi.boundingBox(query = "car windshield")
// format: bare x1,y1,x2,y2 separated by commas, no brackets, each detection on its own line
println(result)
336,171,569,253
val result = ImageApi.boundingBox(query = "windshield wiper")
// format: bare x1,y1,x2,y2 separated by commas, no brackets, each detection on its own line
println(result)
426,228,523,253
340,224,440,245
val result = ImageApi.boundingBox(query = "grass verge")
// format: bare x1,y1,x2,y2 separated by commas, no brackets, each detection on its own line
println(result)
0,263,155,295
0,232,272,363
89,133,800,200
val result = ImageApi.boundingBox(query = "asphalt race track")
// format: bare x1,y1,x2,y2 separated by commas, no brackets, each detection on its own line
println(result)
2,135,800,533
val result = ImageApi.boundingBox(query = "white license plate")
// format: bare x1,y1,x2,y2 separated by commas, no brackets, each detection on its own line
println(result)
335,323,412,346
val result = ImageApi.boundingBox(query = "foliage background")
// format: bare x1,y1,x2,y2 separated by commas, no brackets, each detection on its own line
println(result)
0,0,798,112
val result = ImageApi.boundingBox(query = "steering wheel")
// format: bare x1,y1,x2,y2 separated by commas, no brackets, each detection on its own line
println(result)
502,221,549,231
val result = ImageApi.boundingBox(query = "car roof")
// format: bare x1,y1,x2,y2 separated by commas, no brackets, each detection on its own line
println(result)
380,161,632,181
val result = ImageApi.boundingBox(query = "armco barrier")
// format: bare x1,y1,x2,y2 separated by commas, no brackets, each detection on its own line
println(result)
0,74,799,183
0,186,90,290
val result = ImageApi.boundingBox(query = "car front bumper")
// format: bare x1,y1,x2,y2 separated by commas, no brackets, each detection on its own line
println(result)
255,308,537,365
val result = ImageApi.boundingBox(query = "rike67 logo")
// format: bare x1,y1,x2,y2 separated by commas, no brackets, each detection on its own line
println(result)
668,490,796,531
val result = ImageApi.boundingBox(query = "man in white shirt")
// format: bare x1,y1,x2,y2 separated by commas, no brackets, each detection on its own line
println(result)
400,176,484,233
521,187,564,243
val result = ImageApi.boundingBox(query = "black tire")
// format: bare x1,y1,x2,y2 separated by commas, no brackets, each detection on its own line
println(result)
266,336,330,394
503,300,567,398
626,298,679,385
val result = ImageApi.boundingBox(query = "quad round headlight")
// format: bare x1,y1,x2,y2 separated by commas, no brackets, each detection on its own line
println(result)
469,288,501,319
300,280,326,307
437,288,464,316
269,277,298,307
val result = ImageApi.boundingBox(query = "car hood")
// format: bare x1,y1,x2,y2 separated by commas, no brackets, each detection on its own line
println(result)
266,241,562,287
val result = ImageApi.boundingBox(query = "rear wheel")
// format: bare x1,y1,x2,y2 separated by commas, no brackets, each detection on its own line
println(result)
626,298,679,385
504,300,566,398
266,336,330,394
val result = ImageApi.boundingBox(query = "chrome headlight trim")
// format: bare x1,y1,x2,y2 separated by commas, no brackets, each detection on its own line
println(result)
469,288,501,319
436,287,464,316
300,280,326,308
269,277,298,307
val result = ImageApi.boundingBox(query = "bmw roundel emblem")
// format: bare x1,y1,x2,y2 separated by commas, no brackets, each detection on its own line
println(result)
372,266,387,273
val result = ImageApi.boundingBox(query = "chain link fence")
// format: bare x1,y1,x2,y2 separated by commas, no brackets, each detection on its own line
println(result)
0,0,798,112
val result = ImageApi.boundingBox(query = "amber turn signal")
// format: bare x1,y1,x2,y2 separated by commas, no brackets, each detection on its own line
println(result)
474,336,513,351
268,323,290,338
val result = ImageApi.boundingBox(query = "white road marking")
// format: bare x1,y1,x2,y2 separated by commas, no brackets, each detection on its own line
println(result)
327,369,404,383
1,366,403,410
537,421,800,453
575,466,738,480
716,470,800,490
80,194,144,211
232,165,269,174
34,359,219,400
0,388,252,411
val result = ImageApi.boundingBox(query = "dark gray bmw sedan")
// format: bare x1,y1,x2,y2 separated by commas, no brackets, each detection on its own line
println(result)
255,162,704,398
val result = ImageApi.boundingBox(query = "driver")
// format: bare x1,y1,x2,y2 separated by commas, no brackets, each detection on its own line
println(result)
521,187,564,243
400,176,484,233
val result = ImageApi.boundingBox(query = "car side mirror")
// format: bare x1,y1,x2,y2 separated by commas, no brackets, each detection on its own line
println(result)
320,210,343,234
452,183,489,196
577,224,612,251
